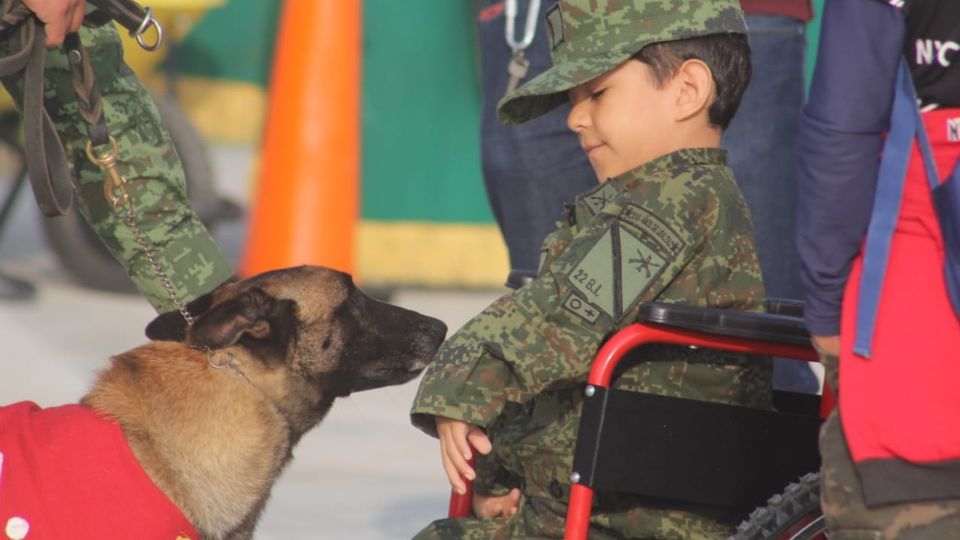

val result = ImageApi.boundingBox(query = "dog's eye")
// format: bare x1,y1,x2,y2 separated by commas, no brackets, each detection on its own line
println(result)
321,334,332,350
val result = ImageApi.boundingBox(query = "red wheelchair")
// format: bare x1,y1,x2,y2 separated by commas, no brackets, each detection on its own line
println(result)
447,300,833,540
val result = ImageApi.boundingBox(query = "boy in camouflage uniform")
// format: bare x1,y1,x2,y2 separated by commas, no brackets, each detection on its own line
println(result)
1,2,233,312
411,1,769,538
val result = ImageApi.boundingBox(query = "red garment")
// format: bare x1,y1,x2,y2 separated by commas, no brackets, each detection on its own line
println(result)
839,107,960,505
0,402,198,540
739,0,813,21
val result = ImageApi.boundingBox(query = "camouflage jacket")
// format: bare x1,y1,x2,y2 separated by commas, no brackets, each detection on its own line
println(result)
412,146,765,427
411,149,770,531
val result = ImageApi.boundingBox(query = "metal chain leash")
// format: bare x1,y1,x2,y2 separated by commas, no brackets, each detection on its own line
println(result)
121,201,196,327
83,137,195,328
64,27,195,328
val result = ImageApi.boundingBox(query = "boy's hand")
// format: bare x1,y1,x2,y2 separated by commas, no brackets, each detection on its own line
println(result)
473,488,521,518
436,416,493,495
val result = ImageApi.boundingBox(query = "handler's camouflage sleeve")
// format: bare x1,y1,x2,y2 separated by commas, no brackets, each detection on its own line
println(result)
411,149,770,539
0,22,232,311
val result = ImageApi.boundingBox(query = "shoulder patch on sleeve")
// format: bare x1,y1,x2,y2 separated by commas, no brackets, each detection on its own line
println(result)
566,222,675,321
578,182,619,217
567,227,616,317
619,226,669,314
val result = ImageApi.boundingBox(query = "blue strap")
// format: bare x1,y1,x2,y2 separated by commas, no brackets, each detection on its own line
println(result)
913,87,943,191
853,60,915,357
854,58,960,355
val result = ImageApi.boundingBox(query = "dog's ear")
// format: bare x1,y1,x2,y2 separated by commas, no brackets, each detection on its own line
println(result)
187,287,296,352
145,293,215,342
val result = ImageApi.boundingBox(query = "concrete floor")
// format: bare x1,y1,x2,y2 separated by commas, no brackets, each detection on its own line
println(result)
0,144,504,539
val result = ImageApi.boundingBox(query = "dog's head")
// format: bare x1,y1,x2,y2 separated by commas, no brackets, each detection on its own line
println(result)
145,266,447,424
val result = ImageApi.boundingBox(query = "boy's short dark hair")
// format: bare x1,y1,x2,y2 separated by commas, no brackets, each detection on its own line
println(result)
633,34,751,130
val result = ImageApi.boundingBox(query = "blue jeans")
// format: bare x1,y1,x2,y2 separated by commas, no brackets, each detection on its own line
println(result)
476,0,596,276
477,7,818,392
723,15,818,393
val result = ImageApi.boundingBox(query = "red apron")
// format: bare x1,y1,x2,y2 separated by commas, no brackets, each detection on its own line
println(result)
839,107,960,505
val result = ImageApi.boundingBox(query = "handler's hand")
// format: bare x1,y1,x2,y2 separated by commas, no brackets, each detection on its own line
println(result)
436,416,492,495
812,334,840,357
23,0,87,47
474,488,521,519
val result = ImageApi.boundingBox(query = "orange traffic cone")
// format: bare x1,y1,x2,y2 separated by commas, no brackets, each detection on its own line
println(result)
240,0,361,276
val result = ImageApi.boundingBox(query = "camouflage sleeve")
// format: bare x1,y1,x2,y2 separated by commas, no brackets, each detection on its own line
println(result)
57,24,233,310
411,174,722,434
0,22,233,311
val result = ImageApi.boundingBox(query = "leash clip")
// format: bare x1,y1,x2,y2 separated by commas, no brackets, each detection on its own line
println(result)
86,136,130,208
132,7,163,51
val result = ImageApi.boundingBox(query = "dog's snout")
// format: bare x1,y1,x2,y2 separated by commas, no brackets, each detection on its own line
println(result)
422,316,447,343
411,316,447,358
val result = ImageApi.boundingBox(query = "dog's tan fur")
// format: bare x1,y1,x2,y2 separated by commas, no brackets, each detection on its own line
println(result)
78,266,446,539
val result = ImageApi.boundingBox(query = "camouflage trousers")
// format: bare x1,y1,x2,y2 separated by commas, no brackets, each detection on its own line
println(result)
415,347,772,539
818,353,960,539
412,494,733,540
0,21,232,312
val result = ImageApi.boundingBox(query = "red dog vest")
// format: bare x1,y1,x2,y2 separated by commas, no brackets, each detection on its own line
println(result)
0,401,198,540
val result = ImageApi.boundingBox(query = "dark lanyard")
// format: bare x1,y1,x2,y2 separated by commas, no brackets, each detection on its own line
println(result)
854,58,960,357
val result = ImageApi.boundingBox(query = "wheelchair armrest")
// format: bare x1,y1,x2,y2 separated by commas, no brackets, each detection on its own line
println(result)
763,297,805,317
635,301,810,347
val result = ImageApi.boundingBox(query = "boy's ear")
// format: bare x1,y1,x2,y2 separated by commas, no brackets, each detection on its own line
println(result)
673,59,715,123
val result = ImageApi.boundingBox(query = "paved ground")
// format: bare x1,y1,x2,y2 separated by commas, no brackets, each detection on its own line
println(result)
0,144,503,539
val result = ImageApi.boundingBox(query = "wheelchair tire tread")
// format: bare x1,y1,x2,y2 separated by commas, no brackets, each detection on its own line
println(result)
729,472,822,540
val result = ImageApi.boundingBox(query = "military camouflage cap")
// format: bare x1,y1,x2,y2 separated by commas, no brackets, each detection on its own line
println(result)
497,0,747,125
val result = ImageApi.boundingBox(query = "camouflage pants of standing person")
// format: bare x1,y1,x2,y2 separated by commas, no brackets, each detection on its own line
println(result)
0,21,233,312
818,353,960,540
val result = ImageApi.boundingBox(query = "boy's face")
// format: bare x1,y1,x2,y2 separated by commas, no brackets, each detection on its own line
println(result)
567,60,678,181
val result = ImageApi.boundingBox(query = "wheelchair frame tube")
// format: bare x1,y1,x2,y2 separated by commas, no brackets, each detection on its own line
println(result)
564,322,822,540
447,456,476,518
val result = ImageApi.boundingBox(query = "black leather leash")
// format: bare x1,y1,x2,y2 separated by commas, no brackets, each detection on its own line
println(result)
0,0,161,216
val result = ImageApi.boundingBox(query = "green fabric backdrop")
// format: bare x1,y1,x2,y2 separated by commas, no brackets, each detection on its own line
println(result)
175,0,826,225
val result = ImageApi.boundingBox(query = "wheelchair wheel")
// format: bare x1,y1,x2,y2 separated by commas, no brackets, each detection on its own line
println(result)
731,473,825,540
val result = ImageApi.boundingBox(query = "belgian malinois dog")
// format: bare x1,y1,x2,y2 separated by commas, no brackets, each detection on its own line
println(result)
0,266,446,539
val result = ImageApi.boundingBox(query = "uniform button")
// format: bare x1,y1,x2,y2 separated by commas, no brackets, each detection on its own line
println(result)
549,479,564,499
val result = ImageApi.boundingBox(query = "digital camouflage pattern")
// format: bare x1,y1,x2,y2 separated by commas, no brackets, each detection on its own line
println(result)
0,21,233,312
497,0,746,124
820,413,960,540
411,149,770,539
817,353,960,540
